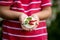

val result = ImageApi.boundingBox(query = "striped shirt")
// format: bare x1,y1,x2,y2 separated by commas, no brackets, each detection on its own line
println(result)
0,0,52,40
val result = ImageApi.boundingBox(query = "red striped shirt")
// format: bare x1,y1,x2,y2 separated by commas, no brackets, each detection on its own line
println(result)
0,0,52,40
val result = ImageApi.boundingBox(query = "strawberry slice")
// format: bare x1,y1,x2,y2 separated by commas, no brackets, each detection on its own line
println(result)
29,21,34,25
28,20,37,25
30,20,37,22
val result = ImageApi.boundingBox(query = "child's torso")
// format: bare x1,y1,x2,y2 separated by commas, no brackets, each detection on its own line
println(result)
10,0,42,16
2,0,47,40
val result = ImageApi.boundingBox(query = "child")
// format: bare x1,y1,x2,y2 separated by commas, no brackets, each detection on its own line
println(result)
0,0,52,40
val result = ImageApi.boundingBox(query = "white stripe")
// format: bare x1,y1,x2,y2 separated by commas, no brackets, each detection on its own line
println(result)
15,1,21,3
41,3,52,6
35,27,46,30
3,25,46,30
15,1,41,6
3,25,22,30
24,8,41,12
0,1,12,3
2,38,8,40
21,1,41,6
12,7,41,13
3,32,47,37
7,20,46,23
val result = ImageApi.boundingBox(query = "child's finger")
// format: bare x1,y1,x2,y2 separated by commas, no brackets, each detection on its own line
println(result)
21,25,30,31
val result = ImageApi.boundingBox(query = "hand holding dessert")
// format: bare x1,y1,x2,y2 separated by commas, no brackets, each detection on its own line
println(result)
19,13,39,31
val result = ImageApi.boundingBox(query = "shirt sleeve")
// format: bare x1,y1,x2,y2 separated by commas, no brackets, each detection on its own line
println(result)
41,0,52,8
0,0,13,6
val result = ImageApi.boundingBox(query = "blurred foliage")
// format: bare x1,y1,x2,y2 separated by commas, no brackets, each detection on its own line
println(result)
48,0,60,40
52,0,58,8
48,12,60,40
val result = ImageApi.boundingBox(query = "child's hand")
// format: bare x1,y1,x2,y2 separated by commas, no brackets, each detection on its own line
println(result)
29,14,39,31
19,13,39,31
19,13,30,31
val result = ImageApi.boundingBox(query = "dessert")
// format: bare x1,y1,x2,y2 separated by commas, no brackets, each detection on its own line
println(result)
23,16,37,28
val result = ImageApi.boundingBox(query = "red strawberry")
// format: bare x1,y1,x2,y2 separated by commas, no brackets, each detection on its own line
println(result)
29,21,34,25
30,20,37,22
29,20,37,25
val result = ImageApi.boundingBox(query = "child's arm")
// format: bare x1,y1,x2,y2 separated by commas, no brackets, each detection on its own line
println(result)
0,6,30,31
32,6,52,20
29,6,52,31
38,6,52,20
0,6,23,20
